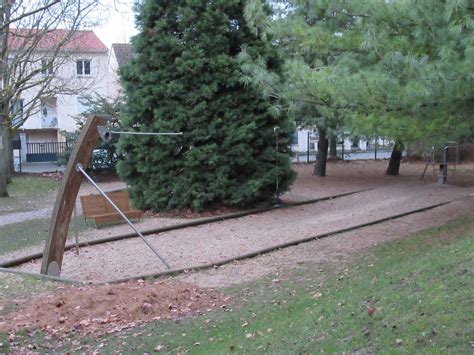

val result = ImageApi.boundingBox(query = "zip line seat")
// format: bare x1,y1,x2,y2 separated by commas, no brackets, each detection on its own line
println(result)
79,190,143,227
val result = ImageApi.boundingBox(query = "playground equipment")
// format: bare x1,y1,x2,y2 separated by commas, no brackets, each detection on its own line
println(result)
421,142,459,184
41,115,182,276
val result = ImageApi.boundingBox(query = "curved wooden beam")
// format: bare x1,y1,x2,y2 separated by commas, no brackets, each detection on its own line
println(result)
41,115,110,276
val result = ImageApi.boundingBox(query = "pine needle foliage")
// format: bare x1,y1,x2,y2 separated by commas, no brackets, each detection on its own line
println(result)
243,0,474,173
117,0,295,211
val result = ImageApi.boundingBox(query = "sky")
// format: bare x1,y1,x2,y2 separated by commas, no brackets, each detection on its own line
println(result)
94,0,138,48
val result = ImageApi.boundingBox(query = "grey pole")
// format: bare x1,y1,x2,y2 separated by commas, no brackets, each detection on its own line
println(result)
76,164,172,269
111,130,183,136
74,203,79,255
97,126,183,143
273,127,281,205
307,131,310,163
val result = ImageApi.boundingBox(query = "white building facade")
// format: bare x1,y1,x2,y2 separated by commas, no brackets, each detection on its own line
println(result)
10,30,121,163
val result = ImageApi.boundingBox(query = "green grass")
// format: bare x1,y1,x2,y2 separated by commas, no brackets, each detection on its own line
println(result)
0,216,88,256
0,175,59,215
0,273,58,352
1,218,473,353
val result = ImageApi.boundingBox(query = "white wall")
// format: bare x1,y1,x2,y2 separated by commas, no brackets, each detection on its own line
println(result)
106,47,122,99
19,50,112,133
291,129,317,153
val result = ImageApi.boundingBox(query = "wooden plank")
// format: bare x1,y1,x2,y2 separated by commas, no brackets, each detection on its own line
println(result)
80,195,108,218
41,115,110,276
92,210,142,225
105,191,131,212
79,190,143,227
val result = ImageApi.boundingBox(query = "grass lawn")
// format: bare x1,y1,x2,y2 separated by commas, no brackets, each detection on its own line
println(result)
1,217,473,353
0,175,59,215
0,216,88,257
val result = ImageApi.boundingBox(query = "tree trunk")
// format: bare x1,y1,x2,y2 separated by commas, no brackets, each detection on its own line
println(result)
0,118,9,197
313,128,329,176
386,139,404,176
6,128,13,183
329,135,337,160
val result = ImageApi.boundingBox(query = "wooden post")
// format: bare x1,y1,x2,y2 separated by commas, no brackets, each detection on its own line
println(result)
41,115,109,276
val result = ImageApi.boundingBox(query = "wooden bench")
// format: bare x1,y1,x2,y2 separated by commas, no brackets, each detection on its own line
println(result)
79,190,143,227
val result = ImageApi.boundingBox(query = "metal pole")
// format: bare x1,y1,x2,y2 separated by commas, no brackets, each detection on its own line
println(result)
341,139,344,161
307,131,310,163
110,130,183,136
276,138,279,202
273,126,280,205
18,147,22,173
76,164,172,269
74,203,79,255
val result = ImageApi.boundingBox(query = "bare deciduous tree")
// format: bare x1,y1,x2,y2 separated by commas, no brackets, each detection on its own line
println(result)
0,0,101,196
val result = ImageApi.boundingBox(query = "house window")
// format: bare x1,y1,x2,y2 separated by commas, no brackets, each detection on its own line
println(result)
10,99,23,126
76,59,91,76
76,96,90,114
292,132,298,145
41,58,53,75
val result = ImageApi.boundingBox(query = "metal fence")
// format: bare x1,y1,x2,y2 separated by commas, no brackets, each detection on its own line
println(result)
26,142,72,162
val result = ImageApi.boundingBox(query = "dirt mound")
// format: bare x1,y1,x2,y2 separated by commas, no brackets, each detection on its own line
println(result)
0,280,229,339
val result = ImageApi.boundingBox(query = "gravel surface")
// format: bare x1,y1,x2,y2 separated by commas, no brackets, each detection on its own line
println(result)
14,160,474,282
177,197,474,288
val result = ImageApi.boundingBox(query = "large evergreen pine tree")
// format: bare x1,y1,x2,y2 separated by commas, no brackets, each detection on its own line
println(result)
117,0,295,211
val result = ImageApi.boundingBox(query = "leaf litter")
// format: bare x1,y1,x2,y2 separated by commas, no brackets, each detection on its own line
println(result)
0,279,229,340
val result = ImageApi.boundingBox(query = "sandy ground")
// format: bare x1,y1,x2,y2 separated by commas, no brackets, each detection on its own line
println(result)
12,160,474,283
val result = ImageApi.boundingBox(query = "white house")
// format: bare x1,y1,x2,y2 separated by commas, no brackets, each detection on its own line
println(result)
107,43,134,96
291,128,393,161
9,29,121,163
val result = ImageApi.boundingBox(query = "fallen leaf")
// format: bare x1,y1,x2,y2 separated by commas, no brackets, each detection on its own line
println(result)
154,345,164,352
367,306,376,317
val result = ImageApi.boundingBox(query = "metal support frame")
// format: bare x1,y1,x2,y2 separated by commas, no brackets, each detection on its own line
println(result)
76,164,171,269
421,142,459,184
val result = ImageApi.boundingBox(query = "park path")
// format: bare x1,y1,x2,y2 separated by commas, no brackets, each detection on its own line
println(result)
0,208,53,226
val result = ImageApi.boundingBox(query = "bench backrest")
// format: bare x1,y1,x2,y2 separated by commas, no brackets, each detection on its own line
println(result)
80,190,133,217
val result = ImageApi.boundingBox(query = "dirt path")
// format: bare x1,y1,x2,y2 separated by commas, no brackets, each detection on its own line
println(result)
0,207,52,226
176,197,474,288
14,161,474,282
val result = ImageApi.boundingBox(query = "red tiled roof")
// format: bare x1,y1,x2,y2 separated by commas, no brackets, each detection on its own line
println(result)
8,29,108,52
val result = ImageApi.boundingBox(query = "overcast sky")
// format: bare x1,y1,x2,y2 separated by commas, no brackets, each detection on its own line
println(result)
94,0,138,48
